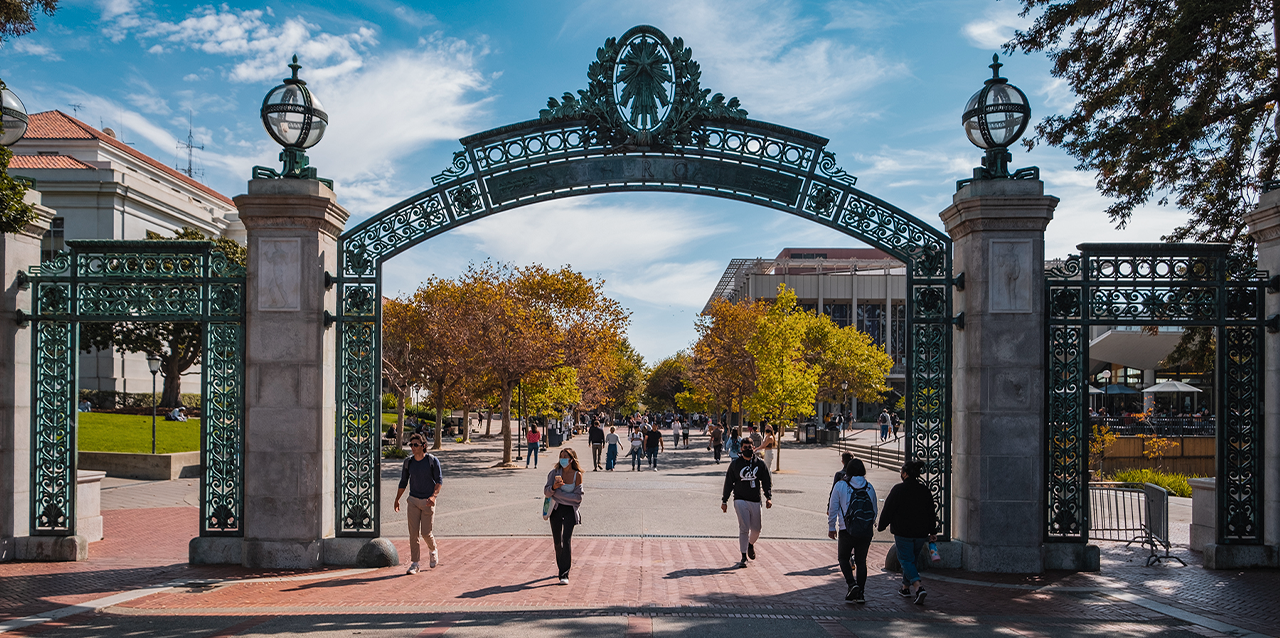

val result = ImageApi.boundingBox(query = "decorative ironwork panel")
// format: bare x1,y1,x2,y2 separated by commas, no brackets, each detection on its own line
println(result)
335,24,955,540
202,322,244,535
1219,325,1263,543
336,318,379,536
1045,324,1086,539
1044,243,1267,545
31,321,76,535
25,239,246,539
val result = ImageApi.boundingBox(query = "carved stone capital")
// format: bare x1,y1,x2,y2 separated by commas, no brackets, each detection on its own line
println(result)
939,180,1058,241
1245,190,1280,246
235,180,349,240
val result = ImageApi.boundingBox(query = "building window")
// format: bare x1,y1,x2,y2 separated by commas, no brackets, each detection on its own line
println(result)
857,303,907,365
823,303,852,327
857,303,884,344
799,302,817,314
41,217,65,263
790,252,827,260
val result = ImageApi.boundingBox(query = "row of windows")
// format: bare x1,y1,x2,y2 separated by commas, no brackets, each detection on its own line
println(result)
797,302,906,362
789,252,828,260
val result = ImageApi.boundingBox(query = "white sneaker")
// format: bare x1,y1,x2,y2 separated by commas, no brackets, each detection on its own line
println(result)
406,562,420,575
429,551,438,568
558,577,569,585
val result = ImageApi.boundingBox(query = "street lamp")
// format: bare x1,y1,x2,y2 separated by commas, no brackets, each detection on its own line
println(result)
253,55,329,184
840,381,849,440
516,382,524,461
1,80,28,147
147,353,162,454
962,54,1031,180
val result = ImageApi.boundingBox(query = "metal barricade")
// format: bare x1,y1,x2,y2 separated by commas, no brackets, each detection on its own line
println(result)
1088,482,1185,566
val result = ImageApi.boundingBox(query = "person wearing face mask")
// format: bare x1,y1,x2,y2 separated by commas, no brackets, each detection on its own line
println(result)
720,439,772,568
544,448,584,585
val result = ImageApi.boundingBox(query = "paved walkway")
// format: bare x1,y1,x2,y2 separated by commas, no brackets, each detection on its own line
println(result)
2,431,1276,637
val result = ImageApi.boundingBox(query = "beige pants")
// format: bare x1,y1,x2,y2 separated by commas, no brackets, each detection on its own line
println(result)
763,449,774,470
407,495,437,562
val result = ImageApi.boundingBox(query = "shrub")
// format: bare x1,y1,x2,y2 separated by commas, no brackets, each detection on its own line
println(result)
79,390,200,410
383,445,407,459
382,393,399,411
1108,468,1198,498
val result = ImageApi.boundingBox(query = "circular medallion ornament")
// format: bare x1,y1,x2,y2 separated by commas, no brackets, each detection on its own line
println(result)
612,26,676,133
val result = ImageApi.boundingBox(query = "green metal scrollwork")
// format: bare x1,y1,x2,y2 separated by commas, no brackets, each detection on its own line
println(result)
26,240,246,538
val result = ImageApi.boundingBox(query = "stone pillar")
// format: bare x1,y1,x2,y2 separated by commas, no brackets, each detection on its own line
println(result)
940,179,1067,573
230,179,339,569
1,193,65,560
1215,190,1280,568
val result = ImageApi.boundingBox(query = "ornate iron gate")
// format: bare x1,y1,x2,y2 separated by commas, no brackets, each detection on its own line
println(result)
332,25,955,539
1044,243,1268,545
21,240,246,537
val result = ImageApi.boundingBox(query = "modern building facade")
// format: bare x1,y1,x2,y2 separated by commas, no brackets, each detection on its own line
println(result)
8,111,245,395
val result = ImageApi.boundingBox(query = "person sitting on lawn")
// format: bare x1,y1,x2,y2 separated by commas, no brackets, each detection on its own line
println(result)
166,406,187,422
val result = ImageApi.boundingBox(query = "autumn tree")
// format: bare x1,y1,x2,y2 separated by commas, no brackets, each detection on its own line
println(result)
516,366,582,420
381,298,423,445
746,287,821,469
410,275,478,450
80,227,247,408
1006,0,1279,256
1,0,58,41
601,339,646,416
804,310,894,407
686,296,767,426
643,353,690,413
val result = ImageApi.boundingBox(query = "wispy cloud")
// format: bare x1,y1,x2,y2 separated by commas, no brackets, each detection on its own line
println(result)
8,39,63,61
961,6,1028,50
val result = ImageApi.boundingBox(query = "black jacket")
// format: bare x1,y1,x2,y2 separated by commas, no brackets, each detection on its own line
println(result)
722,455,772,503
877,479,938,538
589,425,605,443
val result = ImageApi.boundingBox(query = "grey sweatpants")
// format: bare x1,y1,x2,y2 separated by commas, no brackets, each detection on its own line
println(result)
733,499,762,554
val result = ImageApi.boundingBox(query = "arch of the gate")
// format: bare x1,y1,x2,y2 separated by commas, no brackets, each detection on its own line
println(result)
22,240,246,539
1044,243,1268,546
331,25,955,539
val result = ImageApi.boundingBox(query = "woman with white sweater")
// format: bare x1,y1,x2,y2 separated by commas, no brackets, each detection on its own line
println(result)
827,458,877,604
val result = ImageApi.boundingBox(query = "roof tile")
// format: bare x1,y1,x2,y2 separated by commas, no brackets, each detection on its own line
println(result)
8,154,97,170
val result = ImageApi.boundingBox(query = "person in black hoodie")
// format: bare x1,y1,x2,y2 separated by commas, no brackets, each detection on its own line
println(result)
588,420,605,471
720,440,772,568
877,460,937,605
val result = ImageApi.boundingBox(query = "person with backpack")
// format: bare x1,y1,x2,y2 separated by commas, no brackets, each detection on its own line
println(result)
827,458,877,603
393,433,443,574
877,408,890,442
878,460,938,605
709,425,723,464
721,438,772,568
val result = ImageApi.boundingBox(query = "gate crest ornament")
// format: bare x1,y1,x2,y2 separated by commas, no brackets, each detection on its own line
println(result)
540,25,748,150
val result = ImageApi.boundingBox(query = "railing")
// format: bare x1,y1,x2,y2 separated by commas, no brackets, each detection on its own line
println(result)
831,434,905,471
1088,481,1185,566
1091,416,1215,436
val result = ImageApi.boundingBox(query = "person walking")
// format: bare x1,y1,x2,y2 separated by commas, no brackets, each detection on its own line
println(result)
760,427,776,470
828,458,877,603
589,421,605,471
877,408,890,442
682,422,690,449
525,425,541,469
748,425,763,450
891,411,901,439
709,425,723,464
877,460,938,605
393,433,442,574
672,417,682,450
643,423,665,471
544,448,584,585
604,426,622,471
629,427,645,471
721,438,772,568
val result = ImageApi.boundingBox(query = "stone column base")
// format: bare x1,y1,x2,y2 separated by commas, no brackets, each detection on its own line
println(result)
322,537,399,567
961,542,1047,573
189,537,244,565
1203,544,1279,569
12,535,88,561
241,539,323,569
1043,542,1100,571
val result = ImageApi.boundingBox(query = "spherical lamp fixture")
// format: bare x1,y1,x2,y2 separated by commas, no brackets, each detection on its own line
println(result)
256,55,328,181
961,54,1030,179
1,81,29,147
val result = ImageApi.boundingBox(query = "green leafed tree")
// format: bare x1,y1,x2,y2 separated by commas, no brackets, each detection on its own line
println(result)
643,352,690,413
1,0,58,42
1006,0,1280,255
79,227,246,408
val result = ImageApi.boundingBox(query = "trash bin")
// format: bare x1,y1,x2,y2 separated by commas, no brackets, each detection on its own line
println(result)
547,428,564,447
805,423,818,444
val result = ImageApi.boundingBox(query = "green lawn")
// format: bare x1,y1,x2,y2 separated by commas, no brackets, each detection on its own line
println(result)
77,412,201,454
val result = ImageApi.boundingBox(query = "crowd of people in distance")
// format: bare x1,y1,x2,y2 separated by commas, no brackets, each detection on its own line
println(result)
397,411,940,605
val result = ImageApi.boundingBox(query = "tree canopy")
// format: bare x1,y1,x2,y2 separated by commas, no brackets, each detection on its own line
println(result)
1007,0,1280,255
0,0,58,42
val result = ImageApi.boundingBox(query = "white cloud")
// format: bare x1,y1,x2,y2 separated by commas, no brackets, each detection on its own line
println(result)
608,260,726,308
1037,77,1076,114
961,7,1028,50
10,40,62,61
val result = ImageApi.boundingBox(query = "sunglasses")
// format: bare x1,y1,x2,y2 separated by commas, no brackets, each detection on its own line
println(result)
410,443,422,447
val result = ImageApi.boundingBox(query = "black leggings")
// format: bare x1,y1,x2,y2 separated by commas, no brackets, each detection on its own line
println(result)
550,505,576,578
837,530,873,589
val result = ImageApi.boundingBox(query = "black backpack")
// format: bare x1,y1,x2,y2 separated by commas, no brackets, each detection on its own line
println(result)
842,480,876,536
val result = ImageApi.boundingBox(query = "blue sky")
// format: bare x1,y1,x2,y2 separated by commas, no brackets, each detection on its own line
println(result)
1,0,1187,364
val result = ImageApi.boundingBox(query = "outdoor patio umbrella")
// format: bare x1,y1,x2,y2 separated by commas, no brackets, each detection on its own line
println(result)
1088,386,1105,394
1142,380,1201,414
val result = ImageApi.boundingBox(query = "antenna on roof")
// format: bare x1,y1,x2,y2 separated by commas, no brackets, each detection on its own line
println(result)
175,112,204,181
68,103,84,118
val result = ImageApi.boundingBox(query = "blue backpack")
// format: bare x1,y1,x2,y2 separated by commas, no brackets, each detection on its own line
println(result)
842,480,876,536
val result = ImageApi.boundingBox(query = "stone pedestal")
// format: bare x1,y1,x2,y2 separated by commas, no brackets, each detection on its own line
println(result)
940,178,1063,573
76,470,105,542
235,179,348,569
1188,477,1215,552
0,193,52,562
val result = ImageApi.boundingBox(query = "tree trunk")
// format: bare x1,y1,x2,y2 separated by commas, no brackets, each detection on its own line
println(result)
486,408,494,437
433,380,446,450
395,389,406,445
463,407,473,443
159,361,184,409
501,381,514,465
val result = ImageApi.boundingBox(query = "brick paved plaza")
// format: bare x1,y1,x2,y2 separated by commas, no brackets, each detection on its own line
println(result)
1,432,1277,637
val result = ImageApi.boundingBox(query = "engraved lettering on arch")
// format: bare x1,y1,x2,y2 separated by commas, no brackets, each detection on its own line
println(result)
641,159,654,180
673,161,689,182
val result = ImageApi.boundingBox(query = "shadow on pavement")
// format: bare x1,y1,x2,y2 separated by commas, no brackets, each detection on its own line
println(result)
664,565,743,579
457,576,561,598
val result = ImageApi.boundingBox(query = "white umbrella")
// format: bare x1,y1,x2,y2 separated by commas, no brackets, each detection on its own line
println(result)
1088,386,1105,394
1141,381,1201,393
